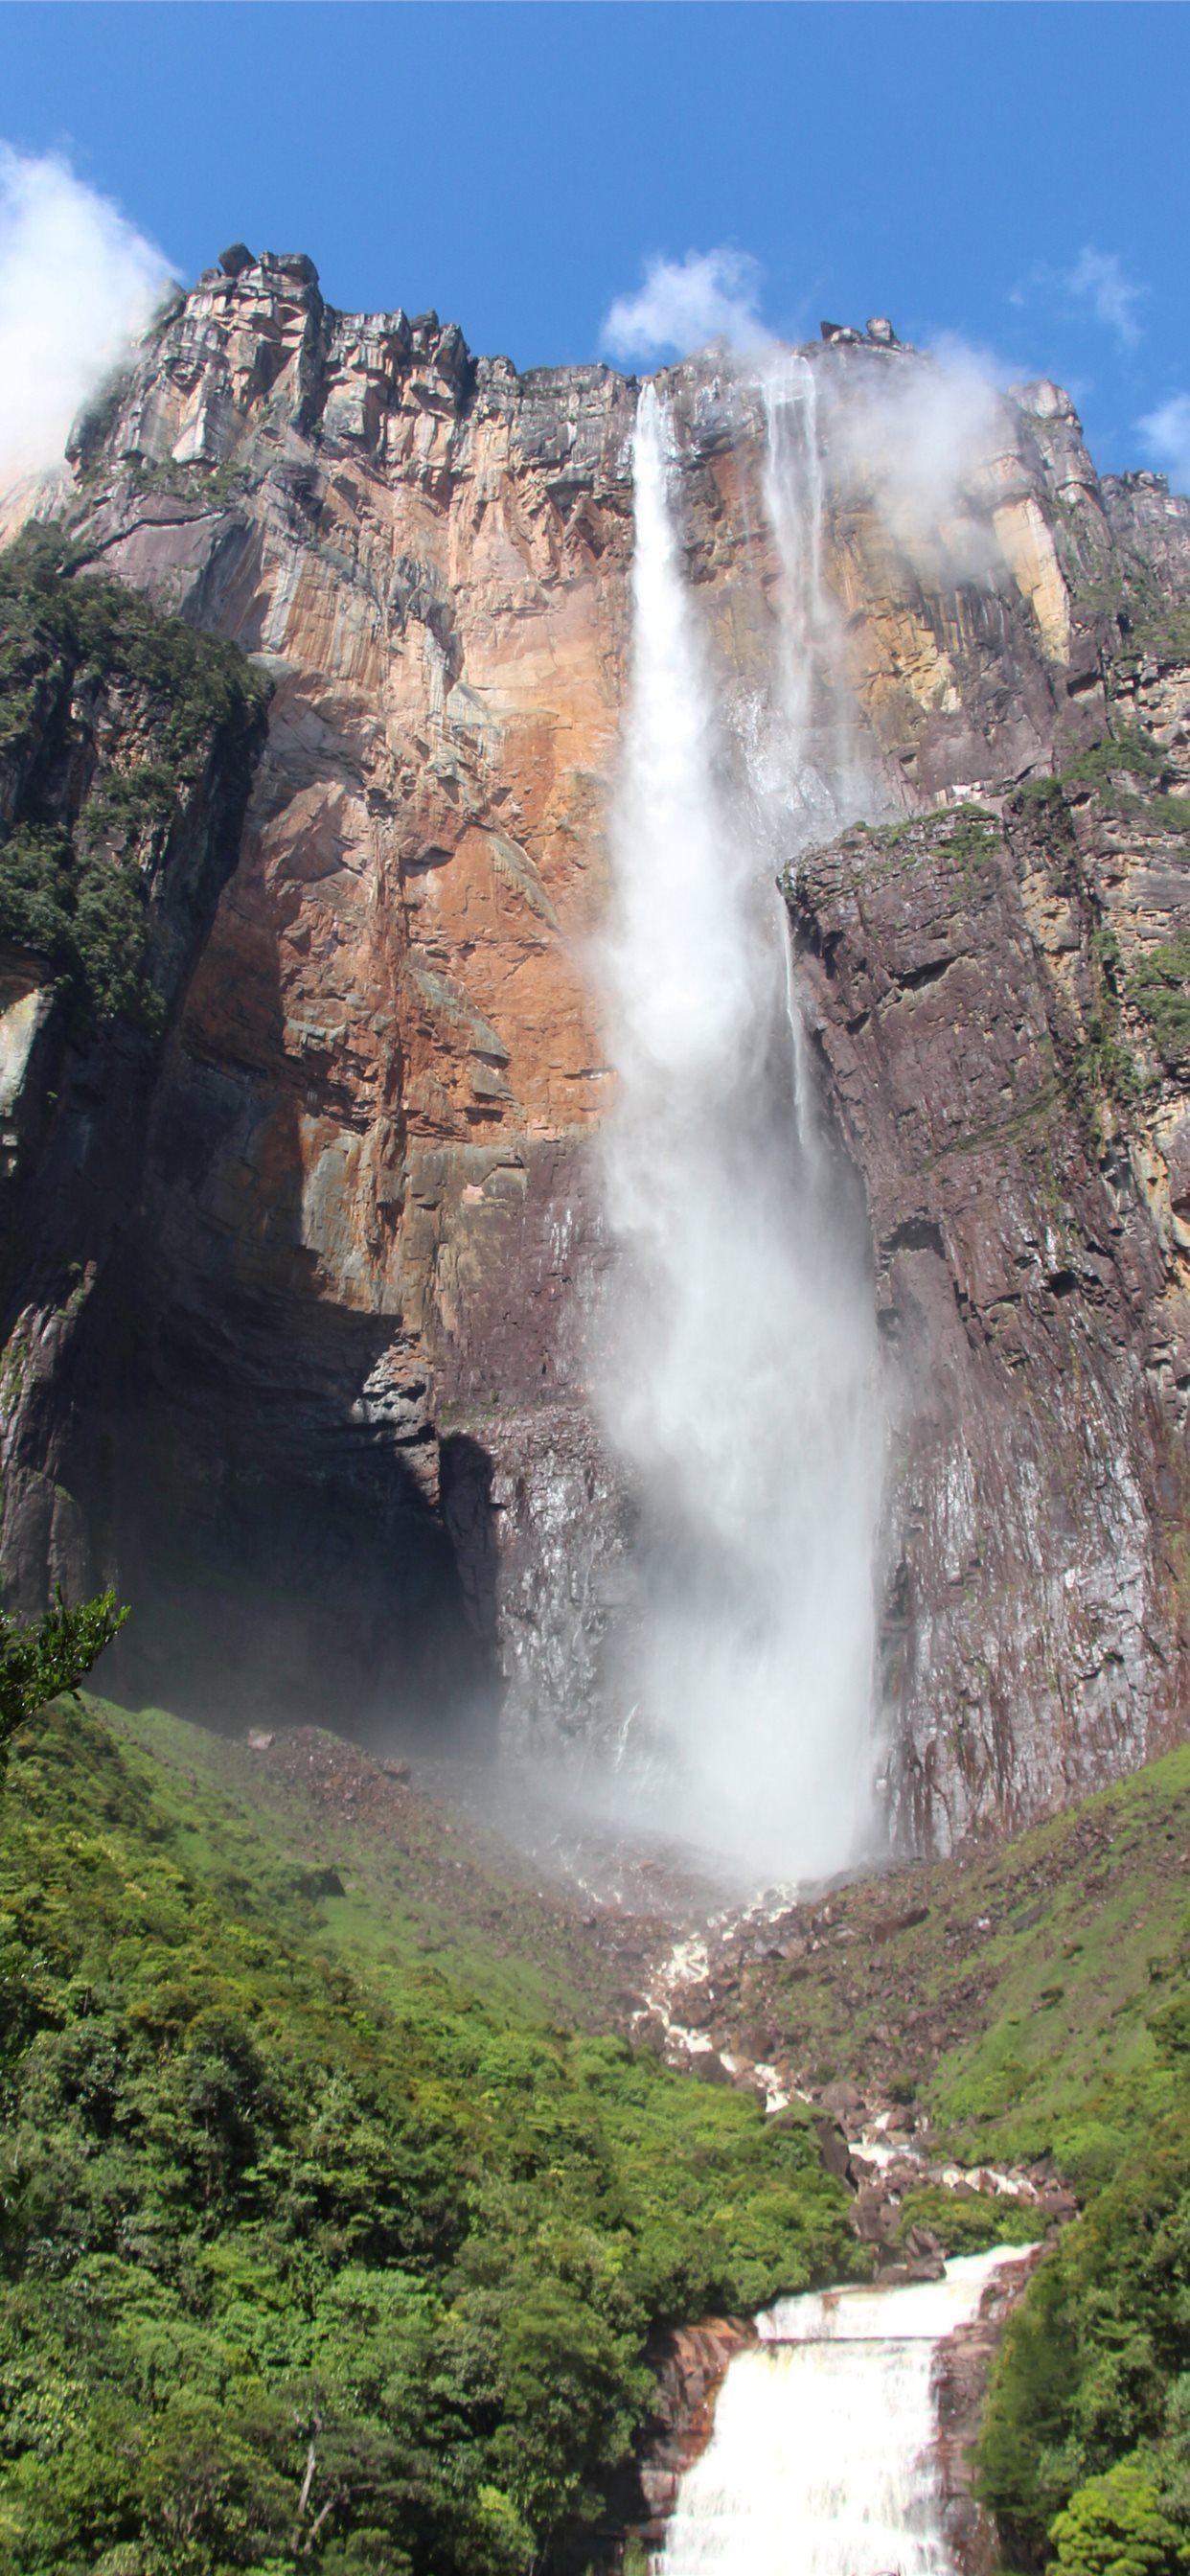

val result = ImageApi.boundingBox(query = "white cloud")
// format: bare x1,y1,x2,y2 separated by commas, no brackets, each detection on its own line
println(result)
602,248,766,364
1138,393,1190,497
0,146,172,493
1064,246,1145,347
1011,245,1146,349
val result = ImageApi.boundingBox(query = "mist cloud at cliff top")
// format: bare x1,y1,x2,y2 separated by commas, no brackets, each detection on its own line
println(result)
0,146,172,494
602,251,1020,575
825,337,1017,575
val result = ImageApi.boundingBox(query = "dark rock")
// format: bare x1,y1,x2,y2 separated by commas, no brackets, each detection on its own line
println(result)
819,2078,865,2118
295,1866,346,1899
691,2052,733,2085
812,2115,855,2185
902,2249,948,2282
871,1903,930,1942
263,249,320,286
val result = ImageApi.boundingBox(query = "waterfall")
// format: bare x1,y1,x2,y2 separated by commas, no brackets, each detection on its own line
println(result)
594,378,883,1885
757,351,875,846
658,2249,1032,2576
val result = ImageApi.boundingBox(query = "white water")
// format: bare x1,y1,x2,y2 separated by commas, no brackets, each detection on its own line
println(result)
594,375,883,1884
753,354,874,850
658,2248,1033,2576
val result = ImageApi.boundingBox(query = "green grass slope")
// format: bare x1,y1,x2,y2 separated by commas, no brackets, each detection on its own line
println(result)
0,1700,858,2576
714,1747,1190,2573
728,1745,1190,2195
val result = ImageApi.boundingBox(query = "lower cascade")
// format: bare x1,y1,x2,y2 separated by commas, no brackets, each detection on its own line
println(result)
656,2249,1035,2576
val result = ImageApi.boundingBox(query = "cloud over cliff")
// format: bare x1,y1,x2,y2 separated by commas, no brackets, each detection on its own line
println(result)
1010,244,1148,350
1139,393,1190,498
0,146,172,493
603,249,766,363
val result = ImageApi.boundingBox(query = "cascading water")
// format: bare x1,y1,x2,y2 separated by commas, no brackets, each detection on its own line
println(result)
594,374,883,1885
658,2248,1035,2576
755,351,877,846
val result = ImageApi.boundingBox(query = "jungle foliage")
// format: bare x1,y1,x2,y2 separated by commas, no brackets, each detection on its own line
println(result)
0,1588,127,1769
0,1701,858,2576
0,526,266,1032
978,1942,1190,2573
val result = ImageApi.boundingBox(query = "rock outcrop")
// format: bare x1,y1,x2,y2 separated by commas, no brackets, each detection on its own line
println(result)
0,245,1186,1822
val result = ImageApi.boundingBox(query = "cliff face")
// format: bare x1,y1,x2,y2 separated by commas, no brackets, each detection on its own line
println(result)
0,537,267,1634
1,247,1186,1828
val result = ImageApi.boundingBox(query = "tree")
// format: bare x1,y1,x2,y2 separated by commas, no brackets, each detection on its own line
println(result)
0,1585,128,1769
1048,2464,1190,2576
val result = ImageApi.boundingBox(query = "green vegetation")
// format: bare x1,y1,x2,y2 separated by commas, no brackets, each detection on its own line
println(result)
0,526,267,1031
1063,554,1190,679
979,2052,1190,2571
1130,936,1190,1071
1063,724,1172,795
1014,772,1071,817
921,1756,1190,2195
1048,2465,1190,2576
890,2182,1039,2259
1067,1016,1143,1126
1010,723,1182,826
731,1750,1189,2569
941,809,1001,873
747,1750,1190,2197
0,1700,858,2575
817,804,1002,902
1009,724,1190,1115
1018,730,1189,867
0,1588,127,1773
868,1759,1190,2574
1117,604,1190,673
860,806,999,863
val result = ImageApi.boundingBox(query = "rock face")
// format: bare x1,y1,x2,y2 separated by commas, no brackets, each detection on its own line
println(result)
0,247,1186,1822
629,2319,757,2544
788,789,1188,1843
0,541,267,1628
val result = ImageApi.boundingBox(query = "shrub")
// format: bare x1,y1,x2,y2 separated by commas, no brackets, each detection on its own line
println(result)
1130,939,1190,1071
0,1585,128,1770
1047,2464,1189,2576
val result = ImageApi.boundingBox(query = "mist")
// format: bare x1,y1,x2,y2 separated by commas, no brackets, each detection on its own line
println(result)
823,339,1018,579
0,146,172,494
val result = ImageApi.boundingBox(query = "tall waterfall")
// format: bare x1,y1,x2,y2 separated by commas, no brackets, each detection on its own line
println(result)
595,375,882,1885
659,2249,1032,2576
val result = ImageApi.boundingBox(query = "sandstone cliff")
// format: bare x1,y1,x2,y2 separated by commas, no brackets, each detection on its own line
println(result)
0,247,1186,1832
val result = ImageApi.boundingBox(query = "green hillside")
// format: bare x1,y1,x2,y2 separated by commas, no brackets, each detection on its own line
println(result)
0,1698,857,2576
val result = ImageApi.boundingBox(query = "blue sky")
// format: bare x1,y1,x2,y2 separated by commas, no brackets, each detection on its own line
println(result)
2,1,1187,481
